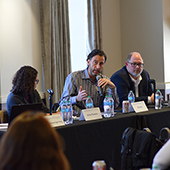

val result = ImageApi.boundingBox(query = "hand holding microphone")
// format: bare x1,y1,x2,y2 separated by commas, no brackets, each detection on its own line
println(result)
96,73,103,96
96,73,116,96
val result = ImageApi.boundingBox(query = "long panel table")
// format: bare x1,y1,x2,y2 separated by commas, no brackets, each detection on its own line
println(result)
55,107,170,170
0,107,170,170
57,112,137,170
137,107,170,137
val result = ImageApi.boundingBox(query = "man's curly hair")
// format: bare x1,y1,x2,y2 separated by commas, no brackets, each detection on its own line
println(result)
11,66,38,95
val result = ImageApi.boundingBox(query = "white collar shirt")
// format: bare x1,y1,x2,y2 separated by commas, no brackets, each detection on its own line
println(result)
129,74,151,103
129,75,142,97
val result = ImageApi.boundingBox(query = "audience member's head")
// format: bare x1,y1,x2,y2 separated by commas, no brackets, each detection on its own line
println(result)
11,66,39,95
126,52,144,79
0,111,70,170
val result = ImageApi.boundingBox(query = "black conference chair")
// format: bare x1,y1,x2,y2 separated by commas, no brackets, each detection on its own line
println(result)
121,127,163,170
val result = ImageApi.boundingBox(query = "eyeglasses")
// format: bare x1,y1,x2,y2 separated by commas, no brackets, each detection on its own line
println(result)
128,62,144,67
35,79,39,84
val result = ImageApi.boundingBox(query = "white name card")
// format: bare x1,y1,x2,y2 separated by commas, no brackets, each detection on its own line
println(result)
45,114,65,127
131,101,148,113
80,107,102,121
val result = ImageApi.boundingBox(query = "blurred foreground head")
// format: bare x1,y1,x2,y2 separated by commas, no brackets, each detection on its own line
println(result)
0,111,70,170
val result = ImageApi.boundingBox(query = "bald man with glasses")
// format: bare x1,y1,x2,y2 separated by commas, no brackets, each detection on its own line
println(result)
110,52,154,106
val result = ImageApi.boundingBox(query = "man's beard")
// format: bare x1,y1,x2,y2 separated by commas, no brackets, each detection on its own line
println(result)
131,69,143,78
91,69,100,76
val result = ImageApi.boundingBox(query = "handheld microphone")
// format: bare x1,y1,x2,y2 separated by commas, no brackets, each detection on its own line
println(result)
96,73,103,97
47,89,54,96
47,89,54,115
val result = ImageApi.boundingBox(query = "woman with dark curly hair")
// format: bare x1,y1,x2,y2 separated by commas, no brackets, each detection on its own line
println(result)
6,66,49,117
0,111,70,170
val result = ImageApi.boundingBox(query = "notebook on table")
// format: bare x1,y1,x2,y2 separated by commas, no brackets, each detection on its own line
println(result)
9,103,42,125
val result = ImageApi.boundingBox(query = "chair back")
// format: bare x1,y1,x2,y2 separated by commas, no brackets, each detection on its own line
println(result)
121,127,163,170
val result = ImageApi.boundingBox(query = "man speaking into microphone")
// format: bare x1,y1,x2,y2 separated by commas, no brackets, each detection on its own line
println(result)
59,49,119,116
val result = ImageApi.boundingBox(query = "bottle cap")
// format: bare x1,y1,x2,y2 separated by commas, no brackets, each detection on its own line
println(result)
152,164,160,169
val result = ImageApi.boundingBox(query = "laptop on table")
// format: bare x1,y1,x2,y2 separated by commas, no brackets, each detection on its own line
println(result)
9,103,42,126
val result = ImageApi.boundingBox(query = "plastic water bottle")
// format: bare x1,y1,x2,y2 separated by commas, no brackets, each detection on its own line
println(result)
103,95,114,118
108,95,114,117
67,100,73,124
86,96,94,109
155,89,162,109
61,101,68,124
128,91,135,112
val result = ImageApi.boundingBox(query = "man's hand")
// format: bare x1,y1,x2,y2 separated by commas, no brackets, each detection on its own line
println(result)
151,93,155,104
98,78,116,89
76,86,87,102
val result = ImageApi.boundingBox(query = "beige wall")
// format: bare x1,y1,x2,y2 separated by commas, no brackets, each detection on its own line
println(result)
162,0,170,97
120,0,164,89
0,0,43,105
101,0,122,78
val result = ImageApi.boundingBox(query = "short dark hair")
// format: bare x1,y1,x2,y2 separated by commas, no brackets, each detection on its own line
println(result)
127,52,141,62
127,52,133,62
87,49,107,62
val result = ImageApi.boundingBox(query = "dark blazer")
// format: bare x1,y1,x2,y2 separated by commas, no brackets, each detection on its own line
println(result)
6,90,49,116
110,66,153,105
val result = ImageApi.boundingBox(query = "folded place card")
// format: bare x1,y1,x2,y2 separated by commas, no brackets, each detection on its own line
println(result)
0,123,8,131
79,107,102,121
45,114,65,127
131,101,148,113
